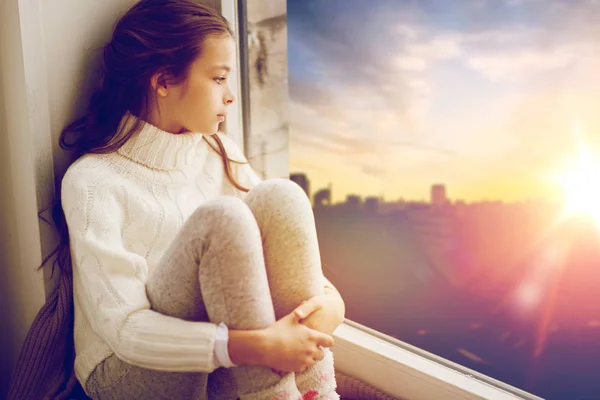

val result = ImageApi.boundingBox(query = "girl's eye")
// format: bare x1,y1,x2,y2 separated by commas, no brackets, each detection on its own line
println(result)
214,77,226,84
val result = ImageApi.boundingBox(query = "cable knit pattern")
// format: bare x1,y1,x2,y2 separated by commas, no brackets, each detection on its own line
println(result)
61,114,262,389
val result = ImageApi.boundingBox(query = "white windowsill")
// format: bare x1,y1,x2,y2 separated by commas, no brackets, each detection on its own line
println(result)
331,321,543,400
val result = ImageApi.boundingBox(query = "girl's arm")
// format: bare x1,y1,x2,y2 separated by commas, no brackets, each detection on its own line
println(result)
63,171,222,373
323,276,346,325
293,276,346,335
229,306,335,373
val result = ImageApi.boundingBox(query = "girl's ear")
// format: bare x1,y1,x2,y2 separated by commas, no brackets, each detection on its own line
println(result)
151,72,168,97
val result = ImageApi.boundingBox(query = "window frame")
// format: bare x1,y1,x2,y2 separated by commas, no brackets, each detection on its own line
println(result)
218,0,255,157
333,320,543,399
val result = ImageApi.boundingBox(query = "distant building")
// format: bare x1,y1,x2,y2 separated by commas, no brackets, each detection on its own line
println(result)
345,195,362,210
431,184,448,206
313,185,332,207
364,197,380,212
290,173,310,200
378,199,407,214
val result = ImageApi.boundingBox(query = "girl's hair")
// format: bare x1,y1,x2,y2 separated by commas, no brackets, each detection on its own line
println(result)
40,0,250,278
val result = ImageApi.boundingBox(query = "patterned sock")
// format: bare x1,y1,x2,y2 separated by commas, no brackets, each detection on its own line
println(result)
238,370,302,400
294,349,339,400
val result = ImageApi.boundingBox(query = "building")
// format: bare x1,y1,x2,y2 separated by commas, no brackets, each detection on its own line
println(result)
431,184,448,206
313,187,331,207
346,195,362,210
364,197,380,213
290,173,310,200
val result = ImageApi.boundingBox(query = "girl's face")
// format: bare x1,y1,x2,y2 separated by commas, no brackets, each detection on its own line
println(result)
150,34,237,135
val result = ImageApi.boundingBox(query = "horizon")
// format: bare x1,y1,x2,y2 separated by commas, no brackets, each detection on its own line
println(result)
290,170,567,205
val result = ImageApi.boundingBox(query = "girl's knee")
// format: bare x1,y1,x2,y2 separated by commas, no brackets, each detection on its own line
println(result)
189,196,256,228
247,178,311,208
245,179,315,232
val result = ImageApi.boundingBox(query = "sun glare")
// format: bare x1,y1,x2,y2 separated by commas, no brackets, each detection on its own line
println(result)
556,147,600,226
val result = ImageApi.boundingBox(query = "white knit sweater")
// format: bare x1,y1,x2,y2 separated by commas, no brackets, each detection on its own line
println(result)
61,115,262,388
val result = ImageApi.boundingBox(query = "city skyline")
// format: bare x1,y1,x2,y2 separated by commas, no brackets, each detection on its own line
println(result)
288,0,600,204
291,171,565,206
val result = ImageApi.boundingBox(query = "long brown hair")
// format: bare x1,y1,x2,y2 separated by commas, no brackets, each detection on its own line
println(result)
40,0,250,278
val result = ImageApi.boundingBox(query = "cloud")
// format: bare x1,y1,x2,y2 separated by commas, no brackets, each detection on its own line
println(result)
405,34,463,60
466,48,576,81
288,0,600,201
395,23,418,40
396,55,427,72
290,26,461,150
405,79,432,96
360,164,389,178
289,93,455,160
392,33,463,75
462,26,542,47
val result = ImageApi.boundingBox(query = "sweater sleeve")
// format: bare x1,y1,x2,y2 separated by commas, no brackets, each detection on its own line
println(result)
62,168,219,373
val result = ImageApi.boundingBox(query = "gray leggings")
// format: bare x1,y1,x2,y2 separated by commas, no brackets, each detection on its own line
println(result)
85,179,327,400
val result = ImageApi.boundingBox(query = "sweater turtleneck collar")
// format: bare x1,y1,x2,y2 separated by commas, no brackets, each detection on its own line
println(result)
116,112,207,171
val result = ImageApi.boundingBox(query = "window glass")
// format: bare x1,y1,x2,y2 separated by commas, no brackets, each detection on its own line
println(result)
288,1,600,399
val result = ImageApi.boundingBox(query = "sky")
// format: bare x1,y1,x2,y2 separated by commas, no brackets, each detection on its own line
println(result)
287,0,600,204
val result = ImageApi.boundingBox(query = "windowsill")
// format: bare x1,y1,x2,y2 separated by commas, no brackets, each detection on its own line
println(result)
331,320,543,400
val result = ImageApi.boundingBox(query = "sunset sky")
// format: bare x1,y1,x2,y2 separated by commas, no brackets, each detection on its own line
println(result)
288,0,600,204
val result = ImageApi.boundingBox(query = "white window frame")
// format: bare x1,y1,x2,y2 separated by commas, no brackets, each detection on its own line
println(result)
332,320,542,399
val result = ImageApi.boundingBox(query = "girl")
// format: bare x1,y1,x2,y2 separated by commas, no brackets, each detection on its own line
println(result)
50,0,344,399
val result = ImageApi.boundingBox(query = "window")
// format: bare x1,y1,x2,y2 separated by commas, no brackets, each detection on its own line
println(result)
214,0,244,147
287,1,600,399
236,0,290,180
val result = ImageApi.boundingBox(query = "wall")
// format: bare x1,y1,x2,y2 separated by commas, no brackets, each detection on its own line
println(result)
0,0,141,395
0,1,49,394
0,1,239,396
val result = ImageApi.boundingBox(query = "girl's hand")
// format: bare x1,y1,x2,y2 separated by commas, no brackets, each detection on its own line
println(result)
293,292,345,335
260,306,334,373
